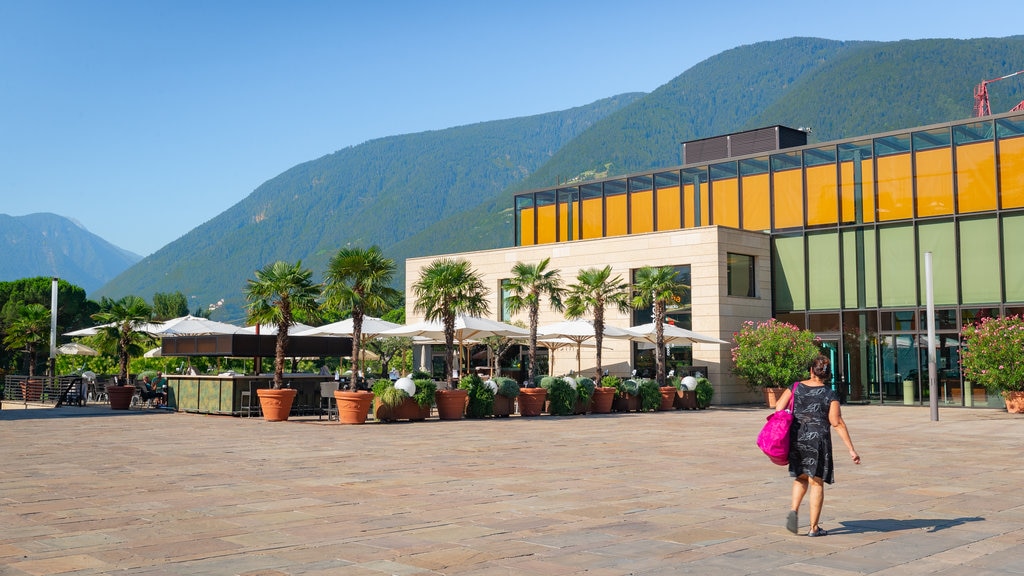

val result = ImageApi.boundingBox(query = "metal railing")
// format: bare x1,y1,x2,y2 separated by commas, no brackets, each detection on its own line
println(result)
2,374,111,407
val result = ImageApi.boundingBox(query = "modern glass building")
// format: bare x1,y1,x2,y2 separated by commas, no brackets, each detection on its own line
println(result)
501,111,1024,407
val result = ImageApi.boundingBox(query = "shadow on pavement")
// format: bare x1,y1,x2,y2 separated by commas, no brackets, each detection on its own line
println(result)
832,516,985,534
0,406,175,421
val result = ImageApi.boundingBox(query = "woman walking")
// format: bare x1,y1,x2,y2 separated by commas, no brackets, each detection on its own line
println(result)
775,355,860,536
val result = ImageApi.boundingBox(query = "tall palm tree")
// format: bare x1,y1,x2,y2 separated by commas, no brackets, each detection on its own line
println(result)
91,296,153,384
244,261,321,389
323,245,399,384
412,258,489,388
565,265,631,382
3,303,51,378
505,258,564,386
631,266,690,386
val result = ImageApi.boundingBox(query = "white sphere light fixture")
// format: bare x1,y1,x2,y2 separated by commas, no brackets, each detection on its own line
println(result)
564,376,577,389
681,376,698,391
394,377,416,396
484,379,498,393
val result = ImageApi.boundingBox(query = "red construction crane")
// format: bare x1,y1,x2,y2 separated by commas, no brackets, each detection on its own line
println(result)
973,69,1024,117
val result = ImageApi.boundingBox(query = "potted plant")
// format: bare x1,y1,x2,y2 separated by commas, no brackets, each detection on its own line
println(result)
492,376,519,417
658,376,678,411
731,318,820,407
674,375,699,410
244,260,322,422
694,376,714,409
460,374,494,419
637,378,662,412
592,375,618,414
91,296,153,410
573,377,595,414
372,377,433,422
612,378,641,412
961,315,1024,413
542,376,577,416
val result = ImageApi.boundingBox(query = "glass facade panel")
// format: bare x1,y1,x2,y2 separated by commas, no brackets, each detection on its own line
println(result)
711,162,739,227
876,153,914,221
604,180,627,237
959,217,1001,304
1004,213,1024,302
879,225,916,306
655,172,681,231
772,168,803,230
956,141,997,213
727,253,755,297
516,195,535,246
682,168,708,228
629,176,653,234
805,163,838,226
914,147,954,217
917,220,957,305
912,128,950,151
842,227,878,309
536,191,557,244
580,184,603,239
772,235,805,311
556,187,578,242
807,232,841,309
998,135,1024,209
839,142,875,224
741,172,770,231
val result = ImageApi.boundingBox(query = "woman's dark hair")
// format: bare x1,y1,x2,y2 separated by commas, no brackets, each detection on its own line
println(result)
810,354,832,381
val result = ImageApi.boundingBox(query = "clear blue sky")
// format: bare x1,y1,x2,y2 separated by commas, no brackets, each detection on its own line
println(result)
2,0,1022,257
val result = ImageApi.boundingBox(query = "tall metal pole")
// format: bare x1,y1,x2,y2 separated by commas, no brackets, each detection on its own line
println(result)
925,253,938,421
49,277,58,378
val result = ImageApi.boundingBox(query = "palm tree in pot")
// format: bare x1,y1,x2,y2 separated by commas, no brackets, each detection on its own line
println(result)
91,296,153,409
505,257,564,387
630,265,690,387
565,265,631,383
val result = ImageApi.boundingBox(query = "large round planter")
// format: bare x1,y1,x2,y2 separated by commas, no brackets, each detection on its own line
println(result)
675,389,698,410
335,390,373,424
374,396,431,422
435,389,468,420
1003,391,1024,414
257,388,297,421
107,385,135,410
590,387,616,414
612,393,640,412
764,387,788,408
517,387,547,416
658,387,677,411
493,394,515,417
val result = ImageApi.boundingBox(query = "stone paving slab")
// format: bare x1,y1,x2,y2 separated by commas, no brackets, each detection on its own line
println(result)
2,403,1024,575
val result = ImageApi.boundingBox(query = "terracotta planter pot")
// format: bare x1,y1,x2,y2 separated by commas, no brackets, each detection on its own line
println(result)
107,385,135,410
764,387,788,408
675,389,698,410
374,396,431,422
435,389,468,420
590,387,616,414
493,394,515,417
257,388,297,421
1003,391,1024,413
659,387,678,411
334,390,373,424
517,387,547,416
612,393,640,412
573,397,591,415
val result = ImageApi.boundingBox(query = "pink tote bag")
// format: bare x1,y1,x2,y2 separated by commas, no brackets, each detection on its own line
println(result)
756,383,797,465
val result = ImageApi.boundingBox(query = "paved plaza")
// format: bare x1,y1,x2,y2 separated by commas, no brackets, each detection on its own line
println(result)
1,401,1023,575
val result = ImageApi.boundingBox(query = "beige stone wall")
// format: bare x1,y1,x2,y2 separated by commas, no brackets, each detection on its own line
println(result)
404,226,772,405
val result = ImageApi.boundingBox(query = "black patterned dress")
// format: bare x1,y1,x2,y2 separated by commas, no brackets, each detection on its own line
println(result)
788,384,839,484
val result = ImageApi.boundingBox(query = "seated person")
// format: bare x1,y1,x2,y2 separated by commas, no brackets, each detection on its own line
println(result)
139,376,166,406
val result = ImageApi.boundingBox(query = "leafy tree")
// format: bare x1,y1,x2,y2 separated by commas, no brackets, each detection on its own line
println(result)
91,296,154,384
731,319,820,390
244,261,321,389
412,258,489,388
505,258,564,386
565,266,631,382
152,291,189,320
322,246,399,385
3,303,51,378
0,277,97,372
631,266,690,386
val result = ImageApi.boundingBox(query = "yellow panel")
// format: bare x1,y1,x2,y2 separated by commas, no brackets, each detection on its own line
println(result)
876,154,913,221
537,204,557,244
683,183,695,228
1000,136,1024,209
631,190,653,234
915,148,954,217
656,185,681,230
581,197,603,239
741,173,770,231
520,207,535,245
712,178,739,228
606,195,628,236
772,169,803,229
699,187,710,227
806,164,838,226
957,141,997,213
840,160,875,223
557,202,569,242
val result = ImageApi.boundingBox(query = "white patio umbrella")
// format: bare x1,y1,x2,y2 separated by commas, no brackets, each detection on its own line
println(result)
144,347,163,358
294,316,401,338
626,322,729,347
239,322,315,335
150,315,243,336
535,319,635,373
56,342,100,356
381,315,529,376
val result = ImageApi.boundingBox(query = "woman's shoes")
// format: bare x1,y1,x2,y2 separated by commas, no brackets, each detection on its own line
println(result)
786,511,798,534
807,527,828,537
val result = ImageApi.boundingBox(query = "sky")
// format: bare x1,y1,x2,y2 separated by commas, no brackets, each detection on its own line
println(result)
2,0,1022,257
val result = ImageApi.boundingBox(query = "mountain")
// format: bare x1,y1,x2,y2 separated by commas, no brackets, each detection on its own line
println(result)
95,36,1024,321
0,213,141,294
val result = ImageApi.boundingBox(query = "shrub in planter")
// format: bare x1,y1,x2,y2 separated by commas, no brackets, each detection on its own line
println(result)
543,376,577,416
637,378,662,412
459,374,494,419
695,377,714,409
731,318,819,395
372,378,408,408
961,315,1024,394
494,376,520,398
412,378,437,408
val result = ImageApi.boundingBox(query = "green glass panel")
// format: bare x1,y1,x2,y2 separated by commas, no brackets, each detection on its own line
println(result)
842,228,878,309
1004,214,1024,302
772,235,806,311
917,221,957,305
807,232,840,309
879,225,916,306
959,218,1001,304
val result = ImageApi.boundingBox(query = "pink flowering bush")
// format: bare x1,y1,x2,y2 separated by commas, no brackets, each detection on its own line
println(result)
961,315,1024,393
731,318,820,390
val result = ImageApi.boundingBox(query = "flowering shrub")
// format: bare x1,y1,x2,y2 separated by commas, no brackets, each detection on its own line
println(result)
731,319,820,390
961,315,1024,392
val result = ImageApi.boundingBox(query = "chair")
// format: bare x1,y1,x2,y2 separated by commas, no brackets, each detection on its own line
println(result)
319,381,339,421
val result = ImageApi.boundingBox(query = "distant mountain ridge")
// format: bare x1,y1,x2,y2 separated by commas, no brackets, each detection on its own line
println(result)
0,213,140,293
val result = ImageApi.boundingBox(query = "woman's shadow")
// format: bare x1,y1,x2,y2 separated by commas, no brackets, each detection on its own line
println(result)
830,516,984,535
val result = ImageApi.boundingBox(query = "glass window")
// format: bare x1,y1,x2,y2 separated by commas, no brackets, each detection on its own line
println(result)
500,279,512,321
959,217,1001,304
805,160,838,227
917,220,957,305
556,187,578,242
842,227,878,309
682,167,708,228
711,162,739,228
912,128,951,151
961,307,998,328
772,151,803,230
919,308,958,331
807,232,841,309
953,121,994,144
875,134,911,156
740,157,770,231
772,235,806,311
727,253,755,297
654,171,681,231
536,190,557,244
629,176,654,234
956,128,997,214
915,147,954,217
996,116,1024,138
631,265,691,327
516,194,535,246
839,141,875,224
876,152,914,221
1004,213,1024,302
879,225,917,306
604,179,628,237
807,313,841,333
580,183,603,239
880,310,918,331
998,132,1024,209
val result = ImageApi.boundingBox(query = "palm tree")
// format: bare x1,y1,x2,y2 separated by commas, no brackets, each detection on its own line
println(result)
3,303,51,378
244,261,321,389
91,296,153,384
505,258,564,386
323,245,400,384
631,266,690,386
565,265,631,382
412,258,489,388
